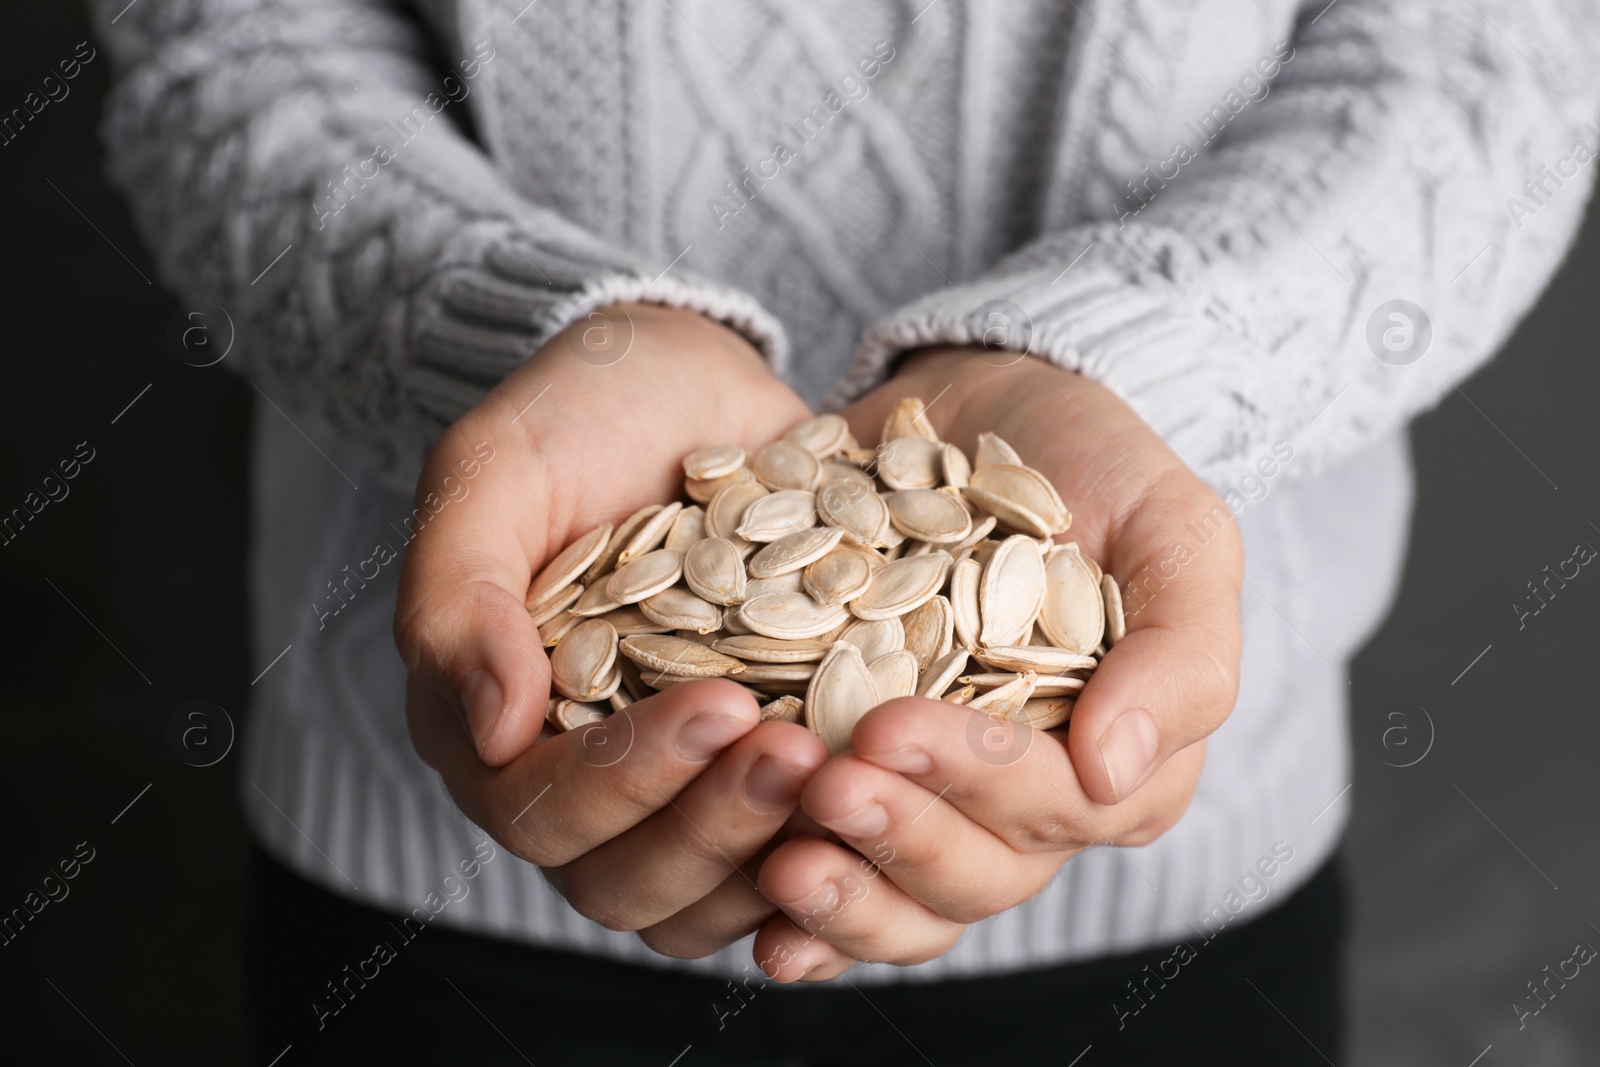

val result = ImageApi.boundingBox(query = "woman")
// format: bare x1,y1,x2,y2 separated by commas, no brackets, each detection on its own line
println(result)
94,1,1600,1062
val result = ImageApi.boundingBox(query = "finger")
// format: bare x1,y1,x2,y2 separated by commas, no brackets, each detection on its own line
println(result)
408,677,761,867
638,807,824,959
638,859,775,960
1068,485,1243,804
394,425,554,766
850,696,1207,851
549,722,828,932
754,836,963,976
797,753,1064,923
754,917,857,983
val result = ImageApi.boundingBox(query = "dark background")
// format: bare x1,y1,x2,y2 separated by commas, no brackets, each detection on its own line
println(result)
2,3,1596,1064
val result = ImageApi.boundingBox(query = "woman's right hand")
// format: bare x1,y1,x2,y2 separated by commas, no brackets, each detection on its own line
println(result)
396,303,828,955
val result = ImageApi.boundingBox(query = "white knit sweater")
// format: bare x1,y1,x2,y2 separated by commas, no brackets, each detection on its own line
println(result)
95,0,1600,982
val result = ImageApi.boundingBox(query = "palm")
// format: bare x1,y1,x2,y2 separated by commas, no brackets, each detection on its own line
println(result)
837,350,1242,804
522,369,813,554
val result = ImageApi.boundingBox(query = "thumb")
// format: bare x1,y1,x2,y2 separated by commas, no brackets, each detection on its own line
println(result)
1066,501,1243,806
394,435,553,767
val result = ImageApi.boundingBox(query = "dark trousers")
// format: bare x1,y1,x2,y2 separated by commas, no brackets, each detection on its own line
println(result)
246,847,1345,1065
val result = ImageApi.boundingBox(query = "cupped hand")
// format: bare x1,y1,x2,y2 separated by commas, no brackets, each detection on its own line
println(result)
396,303,827,952
751,348,1244,981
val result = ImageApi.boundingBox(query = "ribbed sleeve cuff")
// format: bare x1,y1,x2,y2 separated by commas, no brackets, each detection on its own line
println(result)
832,225,1288,488
406,223,790,445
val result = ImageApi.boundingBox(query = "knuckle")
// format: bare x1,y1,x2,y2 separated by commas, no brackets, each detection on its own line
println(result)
1008,804,1085,852
508,833,563,870
1190,645,1240,728
564,884,645,932
943,895,1005,925
1116,822,1163,848
500,822,568,869
637,923,719,960
1118,791,1197,849
392,598,444,674
601,760,672,817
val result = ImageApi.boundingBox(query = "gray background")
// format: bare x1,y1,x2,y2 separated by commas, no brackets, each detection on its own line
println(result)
1,3,1596,1063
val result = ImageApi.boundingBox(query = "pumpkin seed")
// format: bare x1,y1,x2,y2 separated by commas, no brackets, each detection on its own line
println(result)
683,537,748,606
918,647,970,699
747,525,846,579
1103,574,1126,645
739,592,852,640
605,548,684,604
942,442,972,488
887,488,973,544
618,501,683,564
805,642,878,754
529,523,612,609
711,635,833,663
639,587,724,633
569,581,623,617
753,441,822,491
596,603,676,637
974,431,1022,469
1039,544,1105,654
803,543,878,606
877,437,944,490
785,414,853,458
618,634,746,678
966,671,1037,717
900,595,954,672
850,552,952,621
585,507,658,584
683,444,746,481
735,490,818,542
706,479,769,540
979,536,1045,648
528,582,585,626
1014,697,1073,731
663,505,707,553
816,478,890,543
549,619,619,701
968,464,1070,534
838,616,906,665
881,396,940,443
548,699,609,732
951,556,983,652
960,485,1053,539
759,694,806,724
974,645,1099,673
867,649,919,700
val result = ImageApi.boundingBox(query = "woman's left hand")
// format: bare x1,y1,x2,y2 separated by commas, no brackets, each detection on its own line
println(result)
751,347,1245,982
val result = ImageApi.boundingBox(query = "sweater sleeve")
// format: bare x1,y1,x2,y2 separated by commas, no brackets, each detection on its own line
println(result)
835,0,1600,488
91,0,788,489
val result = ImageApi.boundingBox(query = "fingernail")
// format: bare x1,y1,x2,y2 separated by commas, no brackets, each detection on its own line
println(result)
863,745,933,775
676,714,750,761
744,756,809,810
821,802,888,838
1100,707,1159,802
460,668,503,755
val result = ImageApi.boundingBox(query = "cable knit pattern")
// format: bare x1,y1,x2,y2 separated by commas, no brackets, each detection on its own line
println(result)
844,0,1600,488
93,0,788,489
93,0,1600,983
